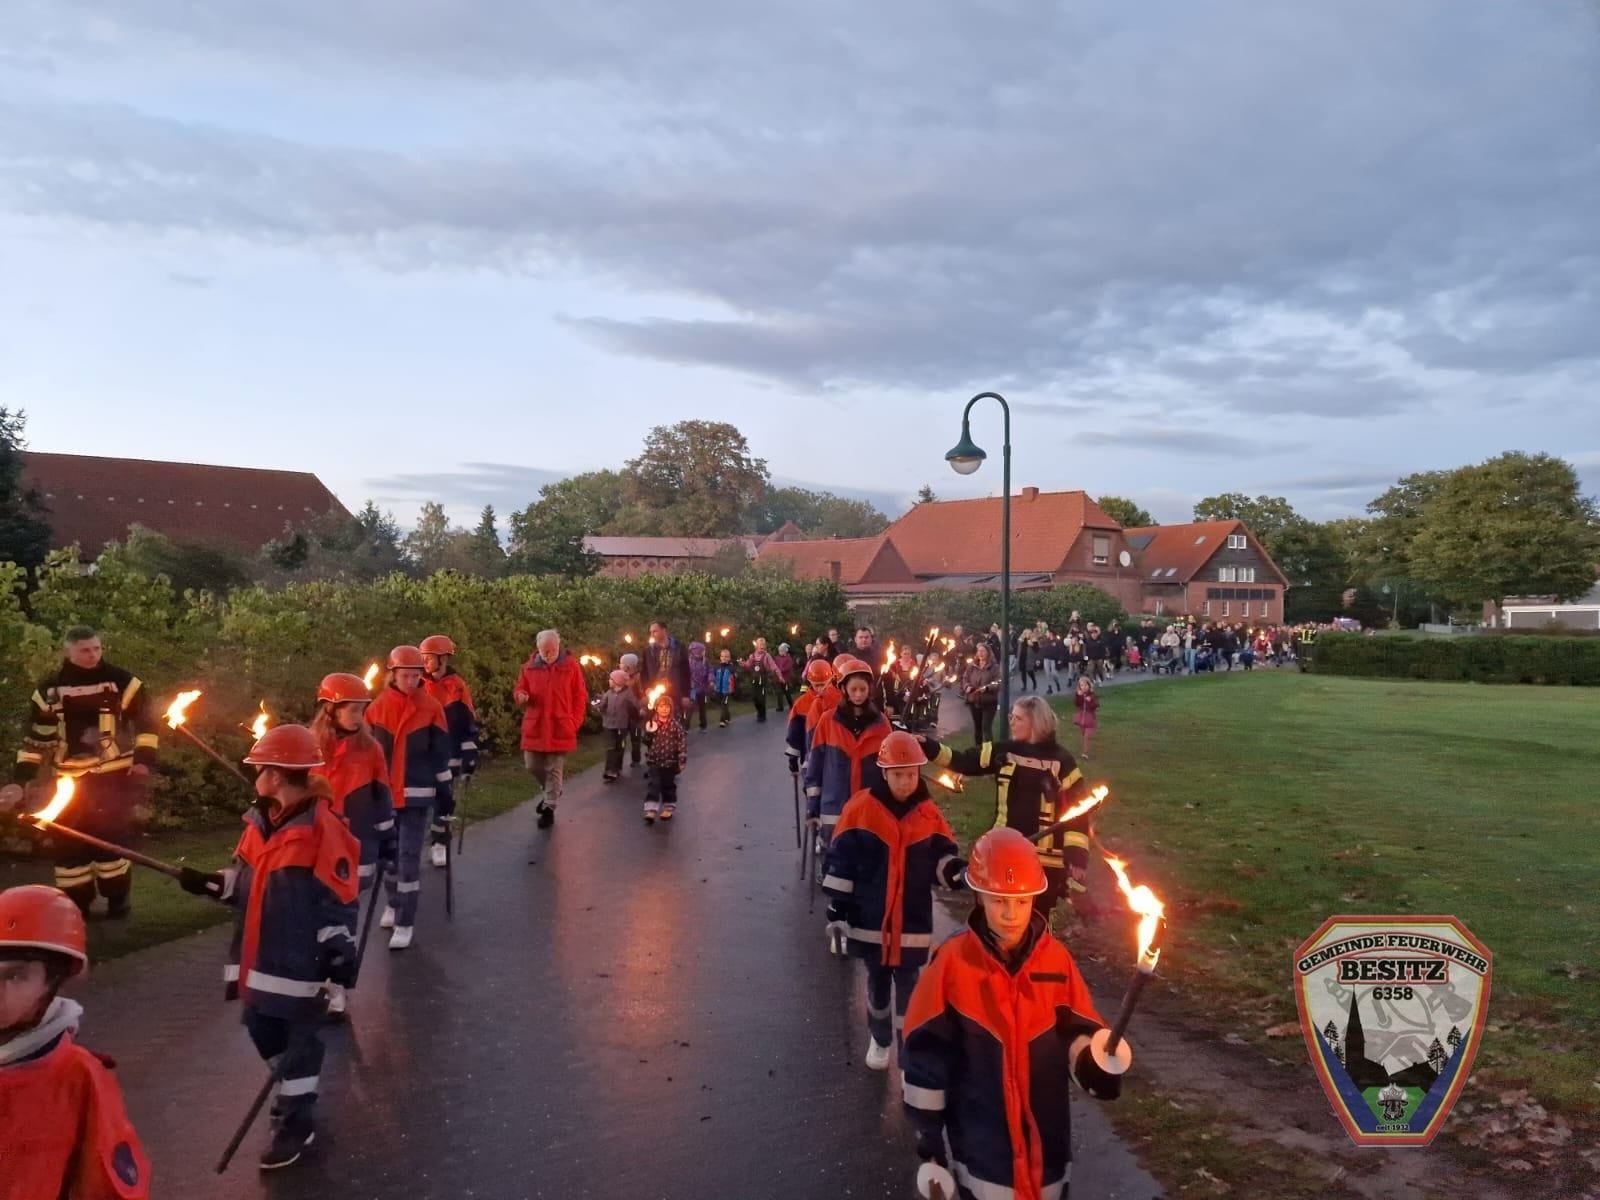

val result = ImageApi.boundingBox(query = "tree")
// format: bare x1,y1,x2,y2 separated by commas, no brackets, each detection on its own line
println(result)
1406,452,1600,607
1426,1037,1448,1075
747,486,888,537
259,500,409,581
506,470,624,576
119,526,251,596
622,420,769,536
1193,493,1301,549
0,407,51,569
404,501,458,574
1446,1026,1462,1053
466,505,505,577
1097,495,1154,528
916,484,938,505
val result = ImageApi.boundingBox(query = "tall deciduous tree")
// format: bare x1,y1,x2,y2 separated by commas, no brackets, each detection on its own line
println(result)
0,407,51,569
622,421,769,536
404,501,458,573
1193,493,1301,548
1096,495,1154,528
1407,452,1600,607
748,486,888,537
507,470,623,576
260,500,409,580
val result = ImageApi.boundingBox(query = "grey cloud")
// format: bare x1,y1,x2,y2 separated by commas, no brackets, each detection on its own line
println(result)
363,463,569,517
1076,428,1298,458
6,0,1599,416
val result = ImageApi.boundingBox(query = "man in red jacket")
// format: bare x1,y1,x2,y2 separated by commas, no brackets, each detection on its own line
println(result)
514,629,589,830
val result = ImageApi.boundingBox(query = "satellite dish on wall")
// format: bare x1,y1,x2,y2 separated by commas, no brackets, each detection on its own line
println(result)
1118,550,1132,567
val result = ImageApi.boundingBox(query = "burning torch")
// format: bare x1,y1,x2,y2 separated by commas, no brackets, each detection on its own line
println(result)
164,691,252,784
362,662,381,691
17,778,185,879
239,700,272,740
1028,784,1110,843
1097,854,1167,1069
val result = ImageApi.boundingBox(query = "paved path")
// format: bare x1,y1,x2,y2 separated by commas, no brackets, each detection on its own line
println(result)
79,703,1163,1199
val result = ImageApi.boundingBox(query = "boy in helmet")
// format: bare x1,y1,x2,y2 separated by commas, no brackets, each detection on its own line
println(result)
178,725,362,1171
309,672,396,1016
901,827,1130,1200
641,690,688,823
0,884,151,1199
785,657,835,776
364,646,453,950
420,635,479,868
803,657,889,866
594,669,641,783
822,730,965,1072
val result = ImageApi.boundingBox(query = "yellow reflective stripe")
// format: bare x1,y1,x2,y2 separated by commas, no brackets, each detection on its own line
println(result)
30,722,57,735
17,750,44,764
995,776,1009,828
135,733,160,749
1061,767,1083,789
30,691,49,711
978,743,994,769
120,678,143,709
933,744,953,768
1063,832,1090,850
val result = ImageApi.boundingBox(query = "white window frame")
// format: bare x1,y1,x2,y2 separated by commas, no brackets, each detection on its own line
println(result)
1221,601,1230,617
1202,600,1211,617
1240,566,1255,583
1219,566,1235,582
1092,535,1110,566
1228,533,1247,550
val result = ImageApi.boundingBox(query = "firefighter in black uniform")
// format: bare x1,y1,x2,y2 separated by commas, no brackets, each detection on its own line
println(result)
10,626,159,917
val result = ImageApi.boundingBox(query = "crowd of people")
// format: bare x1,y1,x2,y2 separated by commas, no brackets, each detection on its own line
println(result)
1,604,1321,1196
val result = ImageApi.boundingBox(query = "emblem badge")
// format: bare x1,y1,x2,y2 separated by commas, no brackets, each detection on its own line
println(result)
1294,915,1491,1145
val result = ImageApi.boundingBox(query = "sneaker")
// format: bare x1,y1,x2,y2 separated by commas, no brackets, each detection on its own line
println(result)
659,803,676,821
864,1038,891,1071
602,773,618,784
536,801,555,829
259,1124,315,1171
379,905,396,930
643,801,660,823
719,720,729,728
389,926,413,951
430,843,448,868
325,983,347,1018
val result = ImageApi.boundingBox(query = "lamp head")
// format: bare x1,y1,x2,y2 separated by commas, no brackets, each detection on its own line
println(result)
945,420,987,476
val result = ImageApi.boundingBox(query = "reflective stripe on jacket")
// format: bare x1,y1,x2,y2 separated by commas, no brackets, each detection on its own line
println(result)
366,686,454,810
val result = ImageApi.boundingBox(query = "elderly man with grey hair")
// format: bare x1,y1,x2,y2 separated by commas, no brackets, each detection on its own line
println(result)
513,629,589,830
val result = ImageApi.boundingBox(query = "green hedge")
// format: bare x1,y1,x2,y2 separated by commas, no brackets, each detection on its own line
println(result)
3,549,854,830
1309,631,1600,685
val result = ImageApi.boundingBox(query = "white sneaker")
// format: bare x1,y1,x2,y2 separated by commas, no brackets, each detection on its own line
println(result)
379,905,396,929
865,1038,891,1071
388,926,413,951
325,983,347,1016
430,843,448,868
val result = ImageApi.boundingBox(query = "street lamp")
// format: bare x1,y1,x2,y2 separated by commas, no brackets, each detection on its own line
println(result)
945,391,1012,727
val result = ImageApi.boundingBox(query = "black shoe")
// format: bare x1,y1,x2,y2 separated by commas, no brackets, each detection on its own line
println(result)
259,1125,315,1171
105,899,131,920
536,801,555,829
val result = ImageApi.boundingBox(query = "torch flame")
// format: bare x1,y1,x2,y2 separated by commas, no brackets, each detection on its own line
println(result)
1104,854,1165,966
623,633,635,645
363,662,380,690
250,701,271,740
578,653,604,667
1057,784,1109,824
790,624,800,635
933,770,964,793
909,665,919,679
646,683,667,707
881,642,895,674
164,689,202,728
32,776,76,824
928,626,940,639
719,627,731,638
705,631,712,642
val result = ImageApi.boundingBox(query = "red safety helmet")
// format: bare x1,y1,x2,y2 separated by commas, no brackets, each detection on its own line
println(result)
964,827,1048,897
387,645,425,670
835,656,873,683
243,724,325,770
419,635,456,656
803,658,835,687
0,885,88,976
876,730,928,769
317,673,371,705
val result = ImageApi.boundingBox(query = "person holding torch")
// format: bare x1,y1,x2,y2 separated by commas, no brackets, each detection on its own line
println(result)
901,827,1130,1200
420,635,479,867
8,625,159,919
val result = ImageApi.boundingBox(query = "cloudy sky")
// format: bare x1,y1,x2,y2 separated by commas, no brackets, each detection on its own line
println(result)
5,1,1598,527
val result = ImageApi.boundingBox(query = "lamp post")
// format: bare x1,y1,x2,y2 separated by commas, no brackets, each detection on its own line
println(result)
946,391,1012,725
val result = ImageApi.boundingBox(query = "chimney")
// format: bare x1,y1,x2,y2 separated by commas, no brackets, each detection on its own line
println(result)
1020,486,1040,502
828,560,842,582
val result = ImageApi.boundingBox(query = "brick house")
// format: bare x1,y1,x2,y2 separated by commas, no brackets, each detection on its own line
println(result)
752,532,924,603
876,488,1146,610
1123,521,1289,623
22,451,348,558
584,522,811,579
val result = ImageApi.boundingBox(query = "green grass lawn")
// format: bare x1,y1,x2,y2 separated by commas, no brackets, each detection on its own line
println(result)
937,672,1600,1118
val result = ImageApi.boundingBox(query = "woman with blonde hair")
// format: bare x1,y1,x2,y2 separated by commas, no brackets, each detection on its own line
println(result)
918,694,1098,921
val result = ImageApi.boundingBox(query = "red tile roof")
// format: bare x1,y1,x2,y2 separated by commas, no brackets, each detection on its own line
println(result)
753,533,917,585
883,489,1121,577
584,536,759,559
23,452,348,555
1122,521,1287,585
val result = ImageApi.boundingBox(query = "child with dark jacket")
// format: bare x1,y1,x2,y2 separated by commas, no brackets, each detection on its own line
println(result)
594,670,642,782
710,650,736,728
687,641,711,731
642,692,688,823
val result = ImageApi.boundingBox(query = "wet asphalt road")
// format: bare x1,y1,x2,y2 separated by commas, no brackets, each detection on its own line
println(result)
78,705,1163,1199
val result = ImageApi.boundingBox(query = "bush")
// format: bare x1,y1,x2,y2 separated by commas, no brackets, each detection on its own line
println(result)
2,556,853,831
866,584,1127,643
1309,632,1600,686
